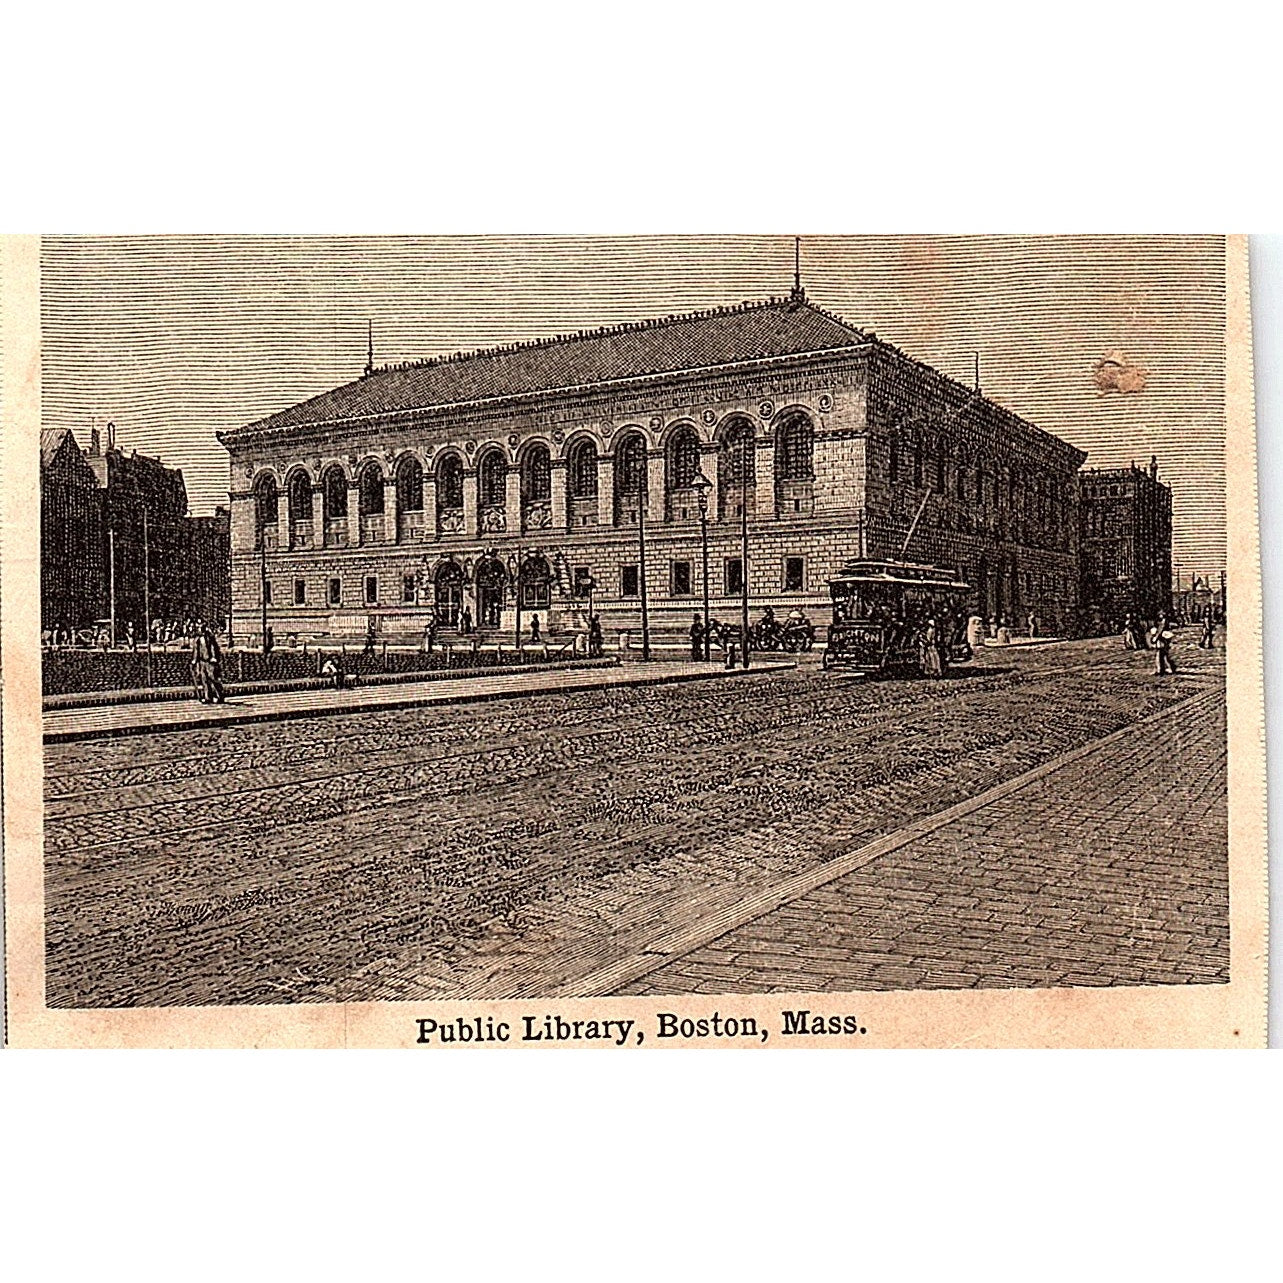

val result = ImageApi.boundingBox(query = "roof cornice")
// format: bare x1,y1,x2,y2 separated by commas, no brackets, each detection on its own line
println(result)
218,343,872,448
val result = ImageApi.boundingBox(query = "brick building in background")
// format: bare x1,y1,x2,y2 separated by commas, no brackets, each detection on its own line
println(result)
40,422,231,637
218,287,1089,647
1078,459,1174,631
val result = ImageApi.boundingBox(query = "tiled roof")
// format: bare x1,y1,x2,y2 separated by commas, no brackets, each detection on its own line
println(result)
230,295,869,438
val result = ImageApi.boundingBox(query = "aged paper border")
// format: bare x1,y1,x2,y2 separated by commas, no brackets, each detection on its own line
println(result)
1,233,1267,1048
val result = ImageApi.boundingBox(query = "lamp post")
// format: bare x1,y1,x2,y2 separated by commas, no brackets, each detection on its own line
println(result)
259,525,270,655
739,438,750,669
637,447,651,662
691,467,712,662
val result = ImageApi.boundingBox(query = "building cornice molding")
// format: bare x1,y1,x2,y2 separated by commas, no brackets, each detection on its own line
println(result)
219,346,872,452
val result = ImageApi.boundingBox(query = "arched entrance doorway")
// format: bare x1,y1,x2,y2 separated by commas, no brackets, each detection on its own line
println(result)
518,553,552,609
434,562,464,627
475,557,506,628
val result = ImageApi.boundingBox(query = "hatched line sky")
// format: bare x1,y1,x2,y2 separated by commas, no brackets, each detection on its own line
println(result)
39,234,1227,579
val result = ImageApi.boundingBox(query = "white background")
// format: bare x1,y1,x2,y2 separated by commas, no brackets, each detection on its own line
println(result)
2,4,1279,1279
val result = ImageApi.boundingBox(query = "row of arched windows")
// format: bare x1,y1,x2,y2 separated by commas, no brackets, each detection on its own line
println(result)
254,411,818,541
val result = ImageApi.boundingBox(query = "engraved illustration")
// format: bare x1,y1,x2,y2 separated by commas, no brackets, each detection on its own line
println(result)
37,235,1229,1011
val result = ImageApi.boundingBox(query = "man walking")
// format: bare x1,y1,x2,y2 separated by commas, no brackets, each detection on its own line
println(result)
690,612,704,661
1150,615,1176,676
191,622,226,703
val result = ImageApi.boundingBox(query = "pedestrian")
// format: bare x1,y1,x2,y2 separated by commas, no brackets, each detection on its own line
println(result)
126,621,136,651
920,618,944,677
1200,614,1217,648
320,656,345,690
588,613,603,658
1027,611,1037,639
1122,613,1138,650
1150,615,1176,676
460,605,473,635
690,612,704,661
966,614,984,651
191,622,226,703
530,613,541,643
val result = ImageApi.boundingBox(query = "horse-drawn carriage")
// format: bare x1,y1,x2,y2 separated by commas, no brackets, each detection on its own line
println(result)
821,559,972,675
707,611,816,656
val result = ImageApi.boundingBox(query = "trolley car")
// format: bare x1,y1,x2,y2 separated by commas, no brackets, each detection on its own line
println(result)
822,559,973,674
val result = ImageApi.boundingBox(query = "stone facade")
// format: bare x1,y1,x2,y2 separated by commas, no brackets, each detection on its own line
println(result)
1078,460,1174,630
220,294,1087,645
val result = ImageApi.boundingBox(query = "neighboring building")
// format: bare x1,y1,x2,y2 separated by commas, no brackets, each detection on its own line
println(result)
218,288,1088,647
185,508,233,634
41,428,104,633
1078,458,1173,631
40,422,230,636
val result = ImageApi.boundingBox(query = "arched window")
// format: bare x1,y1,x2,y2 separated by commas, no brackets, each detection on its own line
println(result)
613,431,648,526
666,426,702,493
254,474,278,530
358,462,384,516
521,443,551,502
396,455,424,513
519,553,553,609
435,453,463,510
478,450,507,508
717,418,755,520
322,465,348,520
287,470,313,522
567,438,598,499
774,411,814,481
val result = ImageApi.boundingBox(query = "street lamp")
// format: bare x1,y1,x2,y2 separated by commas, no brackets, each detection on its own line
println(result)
690,467,712,662
636,441,651,662
739,436,750,670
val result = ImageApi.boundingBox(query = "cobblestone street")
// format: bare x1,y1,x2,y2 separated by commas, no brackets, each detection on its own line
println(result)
620,685,1228,995
43,635,1228,1006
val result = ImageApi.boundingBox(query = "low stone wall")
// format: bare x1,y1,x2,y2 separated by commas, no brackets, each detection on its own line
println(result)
41,640,585,697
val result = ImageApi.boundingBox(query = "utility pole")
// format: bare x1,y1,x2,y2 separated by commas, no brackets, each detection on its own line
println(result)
639,460,651,661
740,441,750,669
108,527,116,648
260,530,269,653
142,504,153,688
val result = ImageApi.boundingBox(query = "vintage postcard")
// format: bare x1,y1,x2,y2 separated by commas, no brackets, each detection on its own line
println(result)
1,234,1266,1047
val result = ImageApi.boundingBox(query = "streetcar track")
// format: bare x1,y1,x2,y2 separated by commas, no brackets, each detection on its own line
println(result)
44,664,1195,854
42,651,1125,798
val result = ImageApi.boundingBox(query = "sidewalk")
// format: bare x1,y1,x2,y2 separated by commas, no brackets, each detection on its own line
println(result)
43,658,791,743
599,684,1228,996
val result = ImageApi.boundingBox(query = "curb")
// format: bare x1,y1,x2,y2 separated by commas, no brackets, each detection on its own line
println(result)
42,656,619,710
43,661,793,744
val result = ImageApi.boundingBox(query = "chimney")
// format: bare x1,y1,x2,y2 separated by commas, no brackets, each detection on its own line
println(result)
89,425,100,456
107,421,116,450
1149,454,1158,480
